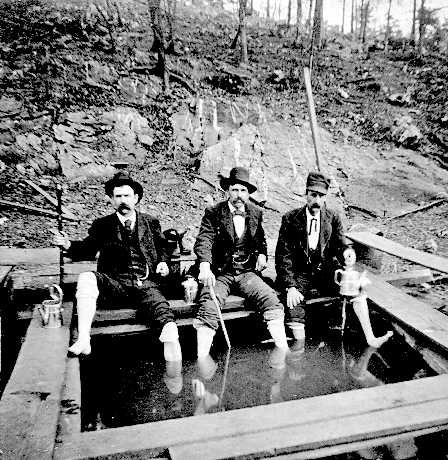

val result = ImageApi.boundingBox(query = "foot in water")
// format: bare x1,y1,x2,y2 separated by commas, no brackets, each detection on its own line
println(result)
192,378,219,415
366,330,393,349
68,337,91,355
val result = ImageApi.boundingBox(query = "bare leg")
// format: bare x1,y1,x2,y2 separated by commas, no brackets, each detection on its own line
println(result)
69,272,99,355
195,324,216,358
266,317,289,350
159,322,182,362
351,295,393,348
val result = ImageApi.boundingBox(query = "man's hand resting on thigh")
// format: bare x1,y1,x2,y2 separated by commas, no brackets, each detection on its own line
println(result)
198,262,216,288
286,287,304,309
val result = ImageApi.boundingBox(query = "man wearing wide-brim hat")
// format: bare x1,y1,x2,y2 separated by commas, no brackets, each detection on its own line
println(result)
275,171,392,348
193,166,289,359
53,172,182,361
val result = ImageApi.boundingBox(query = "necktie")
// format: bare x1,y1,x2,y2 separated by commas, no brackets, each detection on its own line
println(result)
124,219,132,235
309,218,317,235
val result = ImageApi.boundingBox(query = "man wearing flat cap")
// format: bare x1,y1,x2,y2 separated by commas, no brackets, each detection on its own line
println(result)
53,172,182,362
194,166,289,358
275,171,349,341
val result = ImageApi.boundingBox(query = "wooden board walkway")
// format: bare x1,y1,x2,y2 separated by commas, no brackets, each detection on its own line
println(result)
364,269,448,354
346,231,448,274
0,302,73,459
54,373,448,460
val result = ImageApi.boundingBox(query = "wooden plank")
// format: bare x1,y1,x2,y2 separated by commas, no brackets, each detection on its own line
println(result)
0,199,79,222
91,310,254,336
92,295,247,325
168,397,448,459
379,268,434,287
57,356,81,439
269,426,448,460
23,178,78,220
169,399,448,460
346,231,448,274
0,247,61,266
391,321,448,374
365,270,448,353
0,302,73,459
0,266,13,377
54,374,448,460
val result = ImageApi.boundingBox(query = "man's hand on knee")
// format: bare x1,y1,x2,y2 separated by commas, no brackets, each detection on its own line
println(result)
156,262,169,277
255,254,267,272
286,287,304,309
198,262,216,288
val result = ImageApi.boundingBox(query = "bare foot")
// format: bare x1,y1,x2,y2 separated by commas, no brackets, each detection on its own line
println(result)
366,331,393,349
68,337,91,355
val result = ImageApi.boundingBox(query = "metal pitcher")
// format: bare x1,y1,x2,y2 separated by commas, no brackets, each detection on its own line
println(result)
38,284,64,328
182,276,198,304
334,268,361,297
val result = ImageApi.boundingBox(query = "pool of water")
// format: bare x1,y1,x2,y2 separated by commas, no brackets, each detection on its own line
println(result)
80,315,435,431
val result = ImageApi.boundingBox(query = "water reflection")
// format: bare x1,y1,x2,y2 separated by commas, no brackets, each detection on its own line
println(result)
81,331,435,432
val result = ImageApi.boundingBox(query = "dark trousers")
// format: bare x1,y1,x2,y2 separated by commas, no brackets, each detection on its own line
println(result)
94,272,174,332
285,271,341,337
196,271,284,330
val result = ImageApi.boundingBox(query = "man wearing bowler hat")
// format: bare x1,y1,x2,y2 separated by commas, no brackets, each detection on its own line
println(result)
193,166,289,358
275,171,348,341
53,172,182,362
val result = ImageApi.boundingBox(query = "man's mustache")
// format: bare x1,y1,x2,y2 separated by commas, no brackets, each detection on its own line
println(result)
118,203,131,210
311,204,320,209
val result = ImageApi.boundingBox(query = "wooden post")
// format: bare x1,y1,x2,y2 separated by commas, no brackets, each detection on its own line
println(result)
303,66,323,171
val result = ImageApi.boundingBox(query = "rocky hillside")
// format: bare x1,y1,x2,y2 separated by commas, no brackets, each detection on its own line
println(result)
0,0,447,314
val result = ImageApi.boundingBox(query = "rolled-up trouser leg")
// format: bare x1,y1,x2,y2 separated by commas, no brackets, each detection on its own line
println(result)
235,272,289,348
194,274,233,331
159,321,182,362
136,283,175,331
70,271,100,355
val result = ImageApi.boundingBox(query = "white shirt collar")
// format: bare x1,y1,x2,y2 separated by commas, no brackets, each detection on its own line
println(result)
116,210,137,229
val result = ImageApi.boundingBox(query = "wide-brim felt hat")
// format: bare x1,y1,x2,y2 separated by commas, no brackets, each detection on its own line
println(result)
219,166,257,194
306,171,330,195
104,172,144,202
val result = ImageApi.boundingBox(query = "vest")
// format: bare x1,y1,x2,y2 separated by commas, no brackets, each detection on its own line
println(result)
231,224,253,273
120,224,148,278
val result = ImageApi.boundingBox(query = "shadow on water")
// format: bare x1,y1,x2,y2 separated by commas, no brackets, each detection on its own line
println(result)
79,314,446,459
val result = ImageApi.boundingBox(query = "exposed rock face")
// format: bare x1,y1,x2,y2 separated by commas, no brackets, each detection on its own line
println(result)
2,107,155,179
391,115,423,149
195,119,344,214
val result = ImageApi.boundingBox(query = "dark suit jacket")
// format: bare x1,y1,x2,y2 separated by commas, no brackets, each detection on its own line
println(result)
194,200,267,275
275,205,349,291
67,212,168,277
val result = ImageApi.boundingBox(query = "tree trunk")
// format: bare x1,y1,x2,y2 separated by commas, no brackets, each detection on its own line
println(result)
350,0,355,34
307,0,314,32
411,0,417,45
358,0,364,40
149,0,169,92
311,0,323,51
342,0,346,33
384,0,392,51
418,0,425,55
266,0,270,19
239,0,248,64
287,0,292,28
165,0,176,54
361,0,369,44
295,0,302,41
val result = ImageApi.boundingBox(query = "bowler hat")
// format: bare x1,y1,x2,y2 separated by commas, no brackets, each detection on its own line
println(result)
104,172,144,202
219,166,257,194
306,171,330,195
